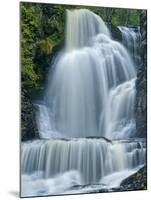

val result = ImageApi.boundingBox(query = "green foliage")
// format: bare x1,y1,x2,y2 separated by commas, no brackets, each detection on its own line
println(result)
38,37,56,55
21,3,42,93
110,8,140,26
128,10,140,25
21,2,66,95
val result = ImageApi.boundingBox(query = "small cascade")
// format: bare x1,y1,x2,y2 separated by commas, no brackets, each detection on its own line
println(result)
118,26,141,66
104,79,136,139
66,9,110,51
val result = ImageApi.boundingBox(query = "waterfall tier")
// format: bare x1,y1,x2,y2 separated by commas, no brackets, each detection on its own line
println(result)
36,9,136,139
22,139,146,185
66,9,110,51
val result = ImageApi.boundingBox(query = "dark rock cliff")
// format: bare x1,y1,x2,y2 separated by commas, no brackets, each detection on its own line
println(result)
107,23,122,42
135,10,147,138
21,90,39,141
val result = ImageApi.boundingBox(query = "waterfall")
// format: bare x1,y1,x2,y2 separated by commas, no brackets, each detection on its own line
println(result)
22,139,146,185
37,9,136,139
21,9,145,197
66,9,110,51
118,26,141,66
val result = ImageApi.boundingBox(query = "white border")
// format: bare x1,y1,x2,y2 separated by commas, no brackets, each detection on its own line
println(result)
0,0,150,199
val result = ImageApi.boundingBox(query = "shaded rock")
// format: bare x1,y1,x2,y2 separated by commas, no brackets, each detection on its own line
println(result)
107,23,122,42
120,166,147,191
21,90,39,141
86,136,112,143
135,10,147,138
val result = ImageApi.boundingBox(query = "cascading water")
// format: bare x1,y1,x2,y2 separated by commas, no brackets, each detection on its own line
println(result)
21,138,146,196
38,9,136,139
21,9,146,197
118,26,141,66
22,139,146,183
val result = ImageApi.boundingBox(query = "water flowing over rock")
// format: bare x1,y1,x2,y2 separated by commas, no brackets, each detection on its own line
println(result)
65,9,110,51
37,9,136,139
118,26,141,66
21,9,146,197
22,139,146,185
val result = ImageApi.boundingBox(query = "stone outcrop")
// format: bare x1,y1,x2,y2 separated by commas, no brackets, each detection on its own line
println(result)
21,90,39,141
120,166,147,191
107,23,122,42
135,10,147,137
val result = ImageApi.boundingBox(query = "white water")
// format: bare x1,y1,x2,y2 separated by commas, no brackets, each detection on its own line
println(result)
99,166,143,189
118,26,141,65
66,9,110,51
38,9,136,139
21,170,82,197
22,166,142,197
105,79,136,139
21,9,145,197
22,139,146,180
21,139,146,196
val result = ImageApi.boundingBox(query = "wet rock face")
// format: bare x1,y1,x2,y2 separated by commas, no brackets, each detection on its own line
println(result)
135,10,147,138
21,90,39,141
107,23,122,42
120,166,147,191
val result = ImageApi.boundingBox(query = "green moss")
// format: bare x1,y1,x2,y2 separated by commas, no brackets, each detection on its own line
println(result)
38,37,56,54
